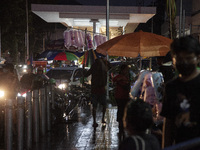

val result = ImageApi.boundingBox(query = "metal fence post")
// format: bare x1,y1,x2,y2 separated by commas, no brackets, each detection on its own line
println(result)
17,96,25,150
32,90,39,143
0,99,5,144
46,86,51,131
5,99,13,150
50,84,55,109
25,92,32,149
39,88,46,136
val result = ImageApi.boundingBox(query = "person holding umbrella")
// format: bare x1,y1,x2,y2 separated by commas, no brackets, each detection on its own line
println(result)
84,57,109,127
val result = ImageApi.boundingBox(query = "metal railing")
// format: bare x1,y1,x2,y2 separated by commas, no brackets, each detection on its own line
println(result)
2,84,56,150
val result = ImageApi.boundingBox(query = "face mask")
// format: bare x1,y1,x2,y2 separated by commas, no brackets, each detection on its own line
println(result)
175,63,196,76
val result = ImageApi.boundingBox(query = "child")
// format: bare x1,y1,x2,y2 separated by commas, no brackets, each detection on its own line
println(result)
119,99,160,150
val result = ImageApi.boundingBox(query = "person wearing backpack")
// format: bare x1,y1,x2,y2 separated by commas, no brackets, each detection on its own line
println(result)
119,99,160,150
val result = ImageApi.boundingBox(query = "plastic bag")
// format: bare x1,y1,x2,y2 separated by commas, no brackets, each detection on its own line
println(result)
130,70,150,98
63,30,71,49
152,72,164,102
86,33,93,49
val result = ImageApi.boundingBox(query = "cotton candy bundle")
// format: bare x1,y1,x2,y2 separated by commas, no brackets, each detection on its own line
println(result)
130,70,150,98
78,30,85,48
144,86,157,106
141,73,157,105
152,72,164,102
102,36,107,43
69,29,76,47
86,33,93,49
100,35,105,45
94,35,101,47
63,30,71,49
74,30,80,48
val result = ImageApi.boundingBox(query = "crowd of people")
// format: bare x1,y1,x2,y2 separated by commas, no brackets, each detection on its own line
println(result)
85,35,200,150
0,64,49,101
0,35,200,149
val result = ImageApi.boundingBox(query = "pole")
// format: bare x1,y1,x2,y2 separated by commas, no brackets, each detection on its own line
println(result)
151,18,153,33
5,99,13,150
33,90,39,143
106,0,109,41
26,0,29,61
17,97,25,150
150,16,153,70
0,26,1,58
51,85,55,109
46,86,51,131
91,19,98,48
43,37,45,51
26,92,32,149
140,58,142,70
83,28,88,69
179,0,182,37
106,0,110,100
39,88,46,136
183,9,185,37
149,58,152,71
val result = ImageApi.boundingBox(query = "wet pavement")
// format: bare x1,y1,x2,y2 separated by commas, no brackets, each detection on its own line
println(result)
32,104,120,150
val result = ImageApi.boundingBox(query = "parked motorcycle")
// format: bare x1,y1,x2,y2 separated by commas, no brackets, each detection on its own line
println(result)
63,84,91,121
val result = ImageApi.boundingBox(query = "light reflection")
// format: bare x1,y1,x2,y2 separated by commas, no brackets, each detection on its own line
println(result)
66,125,70,140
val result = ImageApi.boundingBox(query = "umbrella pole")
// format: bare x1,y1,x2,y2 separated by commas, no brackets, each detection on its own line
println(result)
106,55,109,100
149,57,152,71
106,0,110,101
81,28,87,86
139,58,142,70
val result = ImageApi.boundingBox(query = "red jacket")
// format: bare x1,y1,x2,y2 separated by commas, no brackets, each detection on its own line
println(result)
113,74,130,99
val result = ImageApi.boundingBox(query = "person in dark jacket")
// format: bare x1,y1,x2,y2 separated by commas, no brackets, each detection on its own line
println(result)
20,66,35,90
0,63,19,99
113,64,130,139
85,58,109,127
32,66,49,90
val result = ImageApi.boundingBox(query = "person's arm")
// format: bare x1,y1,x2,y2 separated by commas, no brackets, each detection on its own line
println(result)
162,118,176,148
84,64,94,77
161,82,177,148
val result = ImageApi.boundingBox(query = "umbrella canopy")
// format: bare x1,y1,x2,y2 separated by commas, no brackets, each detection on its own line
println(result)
53,51,79,61
78,49,105,67
96,30,173,58
37,50,64,60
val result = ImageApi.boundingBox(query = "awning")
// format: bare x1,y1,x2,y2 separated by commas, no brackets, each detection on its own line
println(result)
31,4,156,28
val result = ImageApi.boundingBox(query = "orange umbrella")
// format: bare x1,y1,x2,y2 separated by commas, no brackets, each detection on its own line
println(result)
96,30,172,58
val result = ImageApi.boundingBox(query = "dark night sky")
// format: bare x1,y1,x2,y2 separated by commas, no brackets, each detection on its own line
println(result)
65,0,154,6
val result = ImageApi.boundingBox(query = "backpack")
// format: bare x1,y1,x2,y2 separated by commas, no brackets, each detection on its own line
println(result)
131,135,145,150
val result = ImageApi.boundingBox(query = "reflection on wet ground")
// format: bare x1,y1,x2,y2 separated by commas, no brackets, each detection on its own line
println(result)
32,104,120,150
